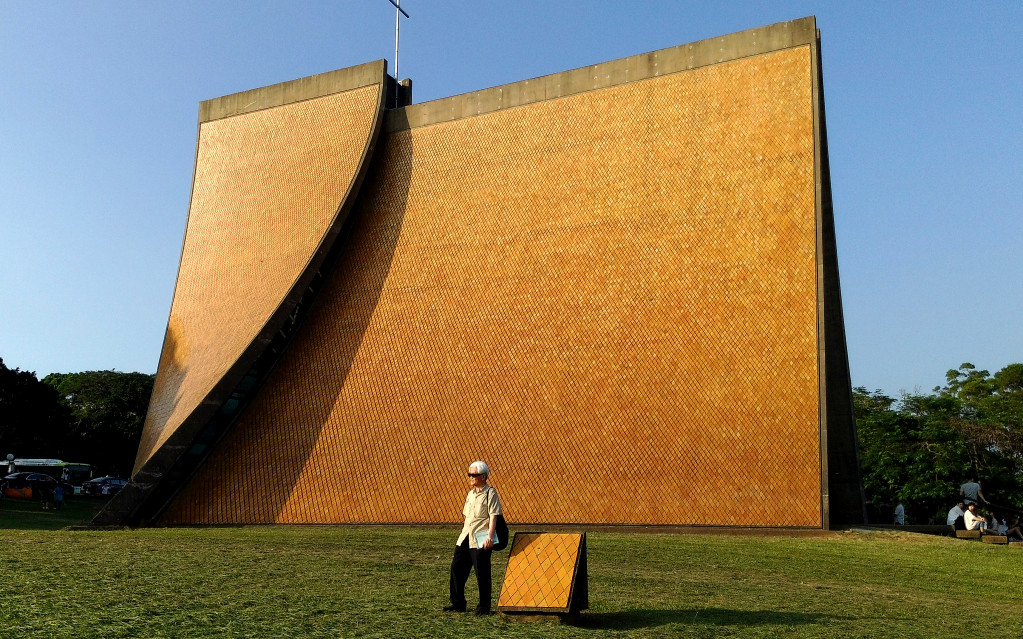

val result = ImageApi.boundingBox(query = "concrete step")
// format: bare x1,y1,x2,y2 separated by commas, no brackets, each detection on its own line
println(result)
865,524,956,536
1009,541,1023,548
982,535,1008,544
956,530,981,539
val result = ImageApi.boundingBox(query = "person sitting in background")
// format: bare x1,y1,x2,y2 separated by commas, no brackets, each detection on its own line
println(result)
994,513,1008,535
947,501,966,529
963,503,987,532
1004,516,1022,542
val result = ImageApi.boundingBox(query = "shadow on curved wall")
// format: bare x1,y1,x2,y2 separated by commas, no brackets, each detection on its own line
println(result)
158,127,414,524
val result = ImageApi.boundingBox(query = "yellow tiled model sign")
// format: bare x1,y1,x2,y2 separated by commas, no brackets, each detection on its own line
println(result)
96,17,864,529
498,533,588,613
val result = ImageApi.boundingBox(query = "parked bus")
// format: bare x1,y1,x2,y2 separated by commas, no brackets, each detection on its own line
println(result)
10,459,92,486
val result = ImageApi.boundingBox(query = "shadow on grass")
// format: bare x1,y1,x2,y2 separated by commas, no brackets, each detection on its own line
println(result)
0,497,107,530
569,607,839,631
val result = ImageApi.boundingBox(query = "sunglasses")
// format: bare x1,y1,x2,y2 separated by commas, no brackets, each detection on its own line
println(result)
467,473,484,478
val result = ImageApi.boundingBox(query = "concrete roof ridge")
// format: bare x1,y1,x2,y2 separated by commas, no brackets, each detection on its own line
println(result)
385,16,817,132
198,59,388,123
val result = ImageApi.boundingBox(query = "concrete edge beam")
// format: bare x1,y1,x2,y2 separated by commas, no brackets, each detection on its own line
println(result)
384,15,816,132
199,59,388,123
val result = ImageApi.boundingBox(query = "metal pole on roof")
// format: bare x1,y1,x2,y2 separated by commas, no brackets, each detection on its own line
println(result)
384,0,410,81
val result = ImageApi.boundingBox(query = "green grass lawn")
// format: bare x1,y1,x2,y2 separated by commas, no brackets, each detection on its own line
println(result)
0,495,107,530
1,501,1021,638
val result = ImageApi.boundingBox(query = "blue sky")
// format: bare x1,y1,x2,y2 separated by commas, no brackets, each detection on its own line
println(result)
1,1,1020,396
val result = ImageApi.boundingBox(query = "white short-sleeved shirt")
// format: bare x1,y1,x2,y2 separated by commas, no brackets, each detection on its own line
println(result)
456,484,502,549
964,510,985,531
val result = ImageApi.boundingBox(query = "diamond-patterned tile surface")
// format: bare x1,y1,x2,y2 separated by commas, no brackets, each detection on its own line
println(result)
162,46,824,527
498,533,582,611
135,83,381,473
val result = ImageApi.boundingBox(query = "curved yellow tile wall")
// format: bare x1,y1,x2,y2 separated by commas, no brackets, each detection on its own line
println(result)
135,84,382,473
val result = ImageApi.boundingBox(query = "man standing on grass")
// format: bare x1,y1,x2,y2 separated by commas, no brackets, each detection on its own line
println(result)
444,460,502,616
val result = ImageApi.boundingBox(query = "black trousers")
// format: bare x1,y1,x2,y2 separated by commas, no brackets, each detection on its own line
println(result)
449,537,492,612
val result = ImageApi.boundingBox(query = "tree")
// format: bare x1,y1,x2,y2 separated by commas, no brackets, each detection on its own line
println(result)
0,357,70,459
42,370,154,477
856,362,1023,524
853,387,970,523
937,363,1023,506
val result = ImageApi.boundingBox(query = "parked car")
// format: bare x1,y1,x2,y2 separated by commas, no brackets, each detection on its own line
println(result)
82,476,129,496
2,472,60,499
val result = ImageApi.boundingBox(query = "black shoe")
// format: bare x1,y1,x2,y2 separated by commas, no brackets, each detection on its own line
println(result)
474,608,492,616
443,604,466,612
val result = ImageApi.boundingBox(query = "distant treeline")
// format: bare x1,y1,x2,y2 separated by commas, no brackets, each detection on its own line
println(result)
0,357,153,477
856,362,1023,524
2,355,1021,514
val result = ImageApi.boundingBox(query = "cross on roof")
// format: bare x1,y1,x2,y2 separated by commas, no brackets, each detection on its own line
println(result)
383,0,410,81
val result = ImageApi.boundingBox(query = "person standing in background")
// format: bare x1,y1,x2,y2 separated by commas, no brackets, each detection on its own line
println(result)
960,478,988,506
894,500,905,525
